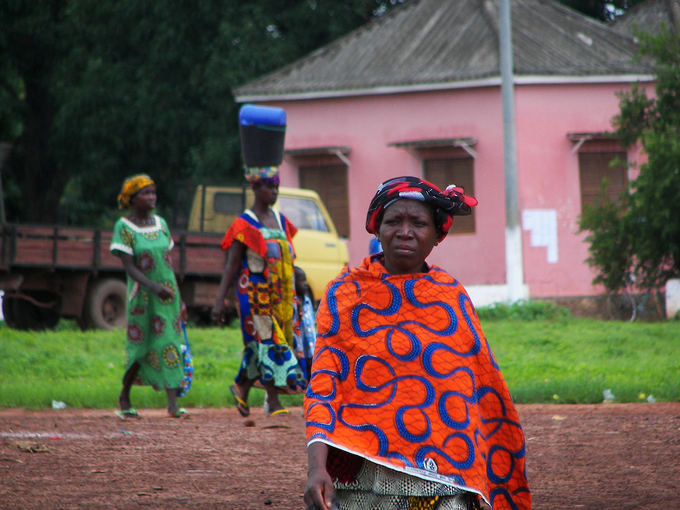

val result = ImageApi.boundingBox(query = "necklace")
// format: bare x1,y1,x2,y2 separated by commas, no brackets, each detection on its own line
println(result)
129,214,155,226
253,208,279,229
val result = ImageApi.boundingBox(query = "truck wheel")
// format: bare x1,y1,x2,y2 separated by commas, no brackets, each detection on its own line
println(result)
87,279,127,330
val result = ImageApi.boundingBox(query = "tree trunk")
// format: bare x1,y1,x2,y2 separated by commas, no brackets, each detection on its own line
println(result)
18,76,67,223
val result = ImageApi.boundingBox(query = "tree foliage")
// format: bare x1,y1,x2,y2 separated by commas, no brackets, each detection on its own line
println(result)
0,1,68,222
0,0,637,227
0,0,403,227
579,27,680,294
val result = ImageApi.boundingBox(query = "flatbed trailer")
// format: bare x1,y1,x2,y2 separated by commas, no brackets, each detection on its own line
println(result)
0,223,226,330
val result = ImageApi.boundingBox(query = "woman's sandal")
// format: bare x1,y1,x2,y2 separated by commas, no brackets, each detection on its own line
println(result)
264,408,292,429
115,408,141,419
269,408,290,418
229,384,250,417
116,395,141,419
168,408,190,419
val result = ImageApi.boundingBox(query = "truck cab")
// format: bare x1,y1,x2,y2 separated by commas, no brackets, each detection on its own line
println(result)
188,185,348,302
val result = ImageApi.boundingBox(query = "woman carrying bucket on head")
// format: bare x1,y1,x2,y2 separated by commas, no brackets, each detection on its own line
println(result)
212,105,306,418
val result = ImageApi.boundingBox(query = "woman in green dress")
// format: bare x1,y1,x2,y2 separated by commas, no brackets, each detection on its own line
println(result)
110,174,186,418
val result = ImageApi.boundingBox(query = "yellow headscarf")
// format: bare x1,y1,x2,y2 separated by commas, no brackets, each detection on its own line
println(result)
117,174,155,209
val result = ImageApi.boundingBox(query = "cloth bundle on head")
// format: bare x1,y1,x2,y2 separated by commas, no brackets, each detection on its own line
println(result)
365,176,478,241
244,166,280,186
117,174,155,209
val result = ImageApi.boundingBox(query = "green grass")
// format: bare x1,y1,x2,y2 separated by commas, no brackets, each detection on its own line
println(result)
1,303,678,409
0,319,303,410
483,318,680,404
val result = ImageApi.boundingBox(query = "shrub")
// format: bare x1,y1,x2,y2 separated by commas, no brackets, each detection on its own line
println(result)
477,300,571,321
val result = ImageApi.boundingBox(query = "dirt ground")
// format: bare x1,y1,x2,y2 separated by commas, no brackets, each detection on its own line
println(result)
1,403,678,509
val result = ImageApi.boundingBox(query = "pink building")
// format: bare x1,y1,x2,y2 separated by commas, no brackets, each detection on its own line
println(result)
234,0,659,310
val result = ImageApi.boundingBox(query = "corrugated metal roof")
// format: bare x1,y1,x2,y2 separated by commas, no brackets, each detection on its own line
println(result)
234,0,653,101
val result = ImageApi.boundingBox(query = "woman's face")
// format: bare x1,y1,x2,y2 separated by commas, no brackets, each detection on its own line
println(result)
295,270,307,296
253,179,279,207
131,185,157,212
378,199,438,275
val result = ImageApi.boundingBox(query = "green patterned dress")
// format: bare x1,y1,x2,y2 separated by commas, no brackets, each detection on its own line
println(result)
110,215,184,391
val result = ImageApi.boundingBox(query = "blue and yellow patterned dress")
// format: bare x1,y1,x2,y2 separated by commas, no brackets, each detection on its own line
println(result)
110,215,184,391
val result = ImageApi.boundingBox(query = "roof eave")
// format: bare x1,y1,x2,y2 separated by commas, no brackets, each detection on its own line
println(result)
514,73,655,84
234,74,655,103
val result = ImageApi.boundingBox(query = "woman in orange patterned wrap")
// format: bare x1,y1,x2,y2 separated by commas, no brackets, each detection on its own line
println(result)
304,177,530,510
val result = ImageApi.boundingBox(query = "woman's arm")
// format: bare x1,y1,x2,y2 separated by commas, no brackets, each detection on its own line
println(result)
210,240,245,323
120,253,174,301
304,441,335,510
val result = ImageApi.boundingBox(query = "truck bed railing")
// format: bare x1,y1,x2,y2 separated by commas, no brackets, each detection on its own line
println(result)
0,223,226,280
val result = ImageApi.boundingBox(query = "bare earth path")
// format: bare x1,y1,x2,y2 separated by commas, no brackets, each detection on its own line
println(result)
1,403,678,509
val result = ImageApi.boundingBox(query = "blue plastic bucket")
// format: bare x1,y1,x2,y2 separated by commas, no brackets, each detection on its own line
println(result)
239,104,287,167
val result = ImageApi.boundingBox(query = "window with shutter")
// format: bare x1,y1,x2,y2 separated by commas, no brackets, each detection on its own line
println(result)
568,134,628,214
387,139,477,235
420,148,476,234
578,151,628,213
294,153,350,238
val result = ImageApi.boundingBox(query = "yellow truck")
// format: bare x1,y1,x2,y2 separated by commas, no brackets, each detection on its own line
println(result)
188,185,348,302
0,185,348,330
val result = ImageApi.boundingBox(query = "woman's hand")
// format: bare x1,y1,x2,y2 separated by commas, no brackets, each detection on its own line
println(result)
121,253,177,303
303,466,335,510
304,442,334,510
210,301,224,324
154,283,175,301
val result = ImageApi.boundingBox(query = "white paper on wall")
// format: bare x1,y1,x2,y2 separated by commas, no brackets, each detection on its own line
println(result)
522,209,558,263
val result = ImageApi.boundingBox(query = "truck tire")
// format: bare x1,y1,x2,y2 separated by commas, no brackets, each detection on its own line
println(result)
87,278,127,330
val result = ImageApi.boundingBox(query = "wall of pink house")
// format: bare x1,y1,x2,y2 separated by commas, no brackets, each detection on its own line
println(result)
269,79,649,300
276,89,507,287
514,82,647,297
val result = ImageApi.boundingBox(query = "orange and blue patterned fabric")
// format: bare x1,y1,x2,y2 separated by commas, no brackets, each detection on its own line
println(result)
305,255,530,510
